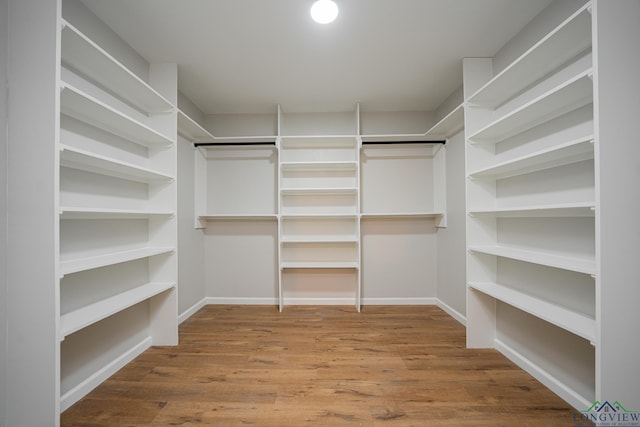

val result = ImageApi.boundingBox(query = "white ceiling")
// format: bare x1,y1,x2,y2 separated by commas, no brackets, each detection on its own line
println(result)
80,0,552,115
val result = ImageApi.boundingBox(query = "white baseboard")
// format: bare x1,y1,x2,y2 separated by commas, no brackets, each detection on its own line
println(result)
362,297,437,305
436,299,467,326
178,297,208,324
494,338,590,411
60,337,151,412
204,297,278,305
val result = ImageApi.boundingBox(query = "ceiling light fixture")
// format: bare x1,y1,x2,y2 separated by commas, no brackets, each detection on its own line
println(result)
310,0,339,24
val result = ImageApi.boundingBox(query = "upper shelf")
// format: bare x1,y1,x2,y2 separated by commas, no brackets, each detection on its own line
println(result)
280,161,358,172
469,135,594,179
61,20,173,114
467,4,592,109
424,104,464,139
177,110,215,143
468,69,593,143
281,136,357,149
60,83,174,148
60,144,174,183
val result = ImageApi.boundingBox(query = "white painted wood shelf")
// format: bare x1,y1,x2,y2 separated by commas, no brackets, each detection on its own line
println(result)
60,282,175,339
198,214,277,221
60,246,174,277
177,110,214,142
61,20,172,114
425,104,464,138
60,83,173,147
280,187,358,195
468,69,593,143
469,244,595,278
280,262,359,269
467,4,592,109
469,281,596,342
280,161,358,171
361,212,445,219
59,144,174,183
468,202,595,218
60,207,173,220
468,136,594,179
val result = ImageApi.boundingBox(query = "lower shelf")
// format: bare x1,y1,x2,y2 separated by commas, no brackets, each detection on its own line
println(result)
469,281,596,343
60,282,175,339
281,262,359,269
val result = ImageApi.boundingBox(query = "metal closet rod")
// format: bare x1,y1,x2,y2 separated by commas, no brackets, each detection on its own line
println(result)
361,140,446,145
194,141,277,147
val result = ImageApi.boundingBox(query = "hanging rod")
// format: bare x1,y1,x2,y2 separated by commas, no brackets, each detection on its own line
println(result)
194,141,276,147
361,140,446,145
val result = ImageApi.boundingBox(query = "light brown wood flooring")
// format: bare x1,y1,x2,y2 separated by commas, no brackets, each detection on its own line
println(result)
62,305,586,426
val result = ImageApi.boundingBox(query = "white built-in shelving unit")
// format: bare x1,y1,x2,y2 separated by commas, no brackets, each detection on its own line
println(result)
279,132,361,310
462,2,617,410
57,18,178,412
185,103,464,312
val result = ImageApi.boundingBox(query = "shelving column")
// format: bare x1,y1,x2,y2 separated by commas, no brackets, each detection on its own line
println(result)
6,1,61,425
463,2,596,410
57,17,178,412
278,136,361,311
592,0,640,409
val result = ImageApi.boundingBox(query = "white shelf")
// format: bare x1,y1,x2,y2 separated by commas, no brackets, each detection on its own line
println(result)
281,262,359,269
59,144,173,183
360,134,440,143
280,213,358,219
467,4,592,108
469,281,595,342
280,161,357,171
280,136,357,148
281,237,358,243
60,282,175,339
177,110,214,142
198,214,277,221
469,136,594,179
60,246,174,276
469,202,595,218
60,207,173,220
468,244,595,275
203,136,277,145
60,20,172,114
424,104,464,138
280,187,358,195
468,70,593,143
361,212,444,219
60,83,173,148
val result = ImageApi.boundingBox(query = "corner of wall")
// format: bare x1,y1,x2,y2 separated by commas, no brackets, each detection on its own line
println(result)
0,0,9,424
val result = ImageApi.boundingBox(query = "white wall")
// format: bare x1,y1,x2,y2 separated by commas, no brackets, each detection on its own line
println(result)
62,0,148,82
177,135,206,316
492,0,589,74
0,0,8,425
435,130,466,320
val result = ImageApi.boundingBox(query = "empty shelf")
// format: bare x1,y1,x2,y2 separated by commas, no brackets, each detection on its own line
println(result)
469,281,595,342
468,245,595,275
60,144,173,183
60,282,175,339
60,246,174,276
61,20,172,114
60,83,173,148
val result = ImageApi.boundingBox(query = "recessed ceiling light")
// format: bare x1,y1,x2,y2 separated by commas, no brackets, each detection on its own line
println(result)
310,0,339,24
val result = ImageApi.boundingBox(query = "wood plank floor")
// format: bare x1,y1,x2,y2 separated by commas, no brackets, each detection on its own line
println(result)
62,305,586,426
